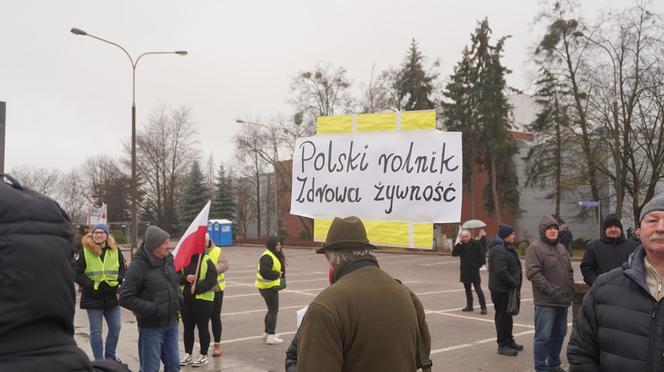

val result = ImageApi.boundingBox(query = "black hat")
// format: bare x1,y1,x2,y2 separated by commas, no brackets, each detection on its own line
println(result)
497,224,515,239
316,216,376,254
601,214,623,232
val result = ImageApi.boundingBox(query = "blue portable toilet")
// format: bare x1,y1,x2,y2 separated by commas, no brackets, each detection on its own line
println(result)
208,219,233,247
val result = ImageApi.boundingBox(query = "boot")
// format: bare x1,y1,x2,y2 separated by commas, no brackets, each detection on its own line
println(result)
462,306,473,312
497,345,518,356
509,339,524,351
212,343,222,357
480,307,487,315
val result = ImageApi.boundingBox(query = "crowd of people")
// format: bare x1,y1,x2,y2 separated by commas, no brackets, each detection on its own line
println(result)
5,170,664,372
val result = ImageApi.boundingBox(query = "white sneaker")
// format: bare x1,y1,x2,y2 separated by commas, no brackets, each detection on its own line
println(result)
192,354,208,367
262,332,269,340
180,353,192,366
266,334,284,344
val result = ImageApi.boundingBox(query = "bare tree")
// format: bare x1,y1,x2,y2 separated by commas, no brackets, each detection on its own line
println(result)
358,63,392,113
58,169,87,223
9,165,62,198
134,105,198,233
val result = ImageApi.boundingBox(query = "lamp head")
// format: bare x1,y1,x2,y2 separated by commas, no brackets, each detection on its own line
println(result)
70,28,88,36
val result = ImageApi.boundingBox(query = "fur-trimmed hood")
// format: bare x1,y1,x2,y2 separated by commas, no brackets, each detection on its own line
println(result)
82,232,118,256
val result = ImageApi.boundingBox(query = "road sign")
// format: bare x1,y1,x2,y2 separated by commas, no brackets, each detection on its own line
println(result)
578,200,600,207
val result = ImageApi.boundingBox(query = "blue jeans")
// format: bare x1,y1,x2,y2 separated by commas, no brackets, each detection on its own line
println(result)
86,306,122,360
533,305,568,372
138,321,180,372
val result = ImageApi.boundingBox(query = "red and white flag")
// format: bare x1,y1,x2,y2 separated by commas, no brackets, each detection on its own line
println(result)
173,201,210,271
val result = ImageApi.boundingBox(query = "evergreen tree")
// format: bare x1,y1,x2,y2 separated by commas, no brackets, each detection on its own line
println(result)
398,39,438,111
443,19,520,222
179,160,209,227
210,164,237,222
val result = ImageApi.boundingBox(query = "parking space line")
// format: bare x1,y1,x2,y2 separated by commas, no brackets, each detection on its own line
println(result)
227,272,325,280
415,288,465,296
419,261,458,266
220,331,297,345
430,329,535,354
221,305,308,317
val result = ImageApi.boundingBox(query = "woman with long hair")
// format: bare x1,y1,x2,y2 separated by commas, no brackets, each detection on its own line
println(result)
255,234,286,344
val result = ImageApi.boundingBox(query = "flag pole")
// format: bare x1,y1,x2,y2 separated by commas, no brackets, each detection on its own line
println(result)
191,253,203,295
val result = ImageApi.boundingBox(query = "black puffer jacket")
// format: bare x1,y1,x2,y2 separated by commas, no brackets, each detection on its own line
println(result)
580,218,638,285
568,246,664,372
119,241,181,328
0,174,92,371
488,237,522,293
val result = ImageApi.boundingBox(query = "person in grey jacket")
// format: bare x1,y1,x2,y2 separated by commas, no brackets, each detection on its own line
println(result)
119,226,181,372
525,215,574,372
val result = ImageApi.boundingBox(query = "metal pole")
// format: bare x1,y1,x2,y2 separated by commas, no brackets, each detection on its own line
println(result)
597,201,601,239
0,101,5,174
273,141,279,236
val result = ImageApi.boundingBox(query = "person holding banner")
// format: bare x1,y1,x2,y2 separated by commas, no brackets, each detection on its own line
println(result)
206,234,229,357
119,226,181,372
178,251,217,367
74,223,127,362
255,234,287,345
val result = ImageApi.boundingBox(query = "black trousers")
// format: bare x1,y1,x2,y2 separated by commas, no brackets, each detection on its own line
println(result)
259,288,279,334
463,280,487,309
211,291,224,343
182,298,214,355
491,291,514,347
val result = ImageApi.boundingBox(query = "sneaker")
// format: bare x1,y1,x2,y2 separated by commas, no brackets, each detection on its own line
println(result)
180,354,192,366
212,342,222,357
497,345,518,356
461,306,473,312
509,340,524,351
266,334,284,344
480,307,488,315
262,332,269,340
192,354,208,367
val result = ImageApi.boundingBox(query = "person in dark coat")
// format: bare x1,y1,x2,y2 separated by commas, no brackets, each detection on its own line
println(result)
488,223,523,357
558,224,573,253
629,226,641,244
452,229,487,314
0,174,127,372
119,226,181,372
580,213,638,285
568,193,664,371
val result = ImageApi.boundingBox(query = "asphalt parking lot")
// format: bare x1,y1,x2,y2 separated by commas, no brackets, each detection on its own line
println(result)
74,244,584,371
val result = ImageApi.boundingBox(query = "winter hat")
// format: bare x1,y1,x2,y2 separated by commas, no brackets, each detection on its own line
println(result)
144,225,170,251
91,223,109,235
601,213,623,232
497,224,515,239
640,193,664,223
266,234,279,250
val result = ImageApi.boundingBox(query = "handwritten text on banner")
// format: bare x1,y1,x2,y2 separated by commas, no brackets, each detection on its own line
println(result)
290,130,462,223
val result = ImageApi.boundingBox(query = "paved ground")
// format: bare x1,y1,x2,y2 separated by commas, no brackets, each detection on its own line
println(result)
74,244,584,371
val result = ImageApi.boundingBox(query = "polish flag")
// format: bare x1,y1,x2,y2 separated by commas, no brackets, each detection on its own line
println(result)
173,201,210,271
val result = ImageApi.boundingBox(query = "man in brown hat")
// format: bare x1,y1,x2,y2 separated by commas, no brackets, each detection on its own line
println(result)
296,216,431,372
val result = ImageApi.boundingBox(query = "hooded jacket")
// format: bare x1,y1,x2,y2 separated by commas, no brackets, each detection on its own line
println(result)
75,233,127,309
580,214,638,285
0,174,92,371
119,241,181,328
297,256,428,372
525,215,574,307
568,246,664,372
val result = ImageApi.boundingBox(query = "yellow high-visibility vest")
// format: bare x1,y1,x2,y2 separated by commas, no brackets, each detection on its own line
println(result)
207,246,226,291
180,255,215,302
255,249,281,289
83,247,120,290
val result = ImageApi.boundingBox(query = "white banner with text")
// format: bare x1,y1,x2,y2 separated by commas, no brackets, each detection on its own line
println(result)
290,130,462,223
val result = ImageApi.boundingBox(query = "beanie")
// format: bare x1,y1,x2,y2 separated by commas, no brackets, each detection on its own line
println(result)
92,223,109,235
640,193,664,223
266,234,279,250
601,213,623,232
144,225,170,251
497,224,514,239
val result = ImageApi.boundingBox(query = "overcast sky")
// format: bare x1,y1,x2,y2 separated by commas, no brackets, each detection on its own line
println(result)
2,0,657,174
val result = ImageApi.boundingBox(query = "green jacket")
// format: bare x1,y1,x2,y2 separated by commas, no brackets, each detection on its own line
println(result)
297,257,426,372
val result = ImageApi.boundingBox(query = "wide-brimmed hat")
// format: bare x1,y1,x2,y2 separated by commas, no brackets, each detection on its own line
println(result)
316,216,376,254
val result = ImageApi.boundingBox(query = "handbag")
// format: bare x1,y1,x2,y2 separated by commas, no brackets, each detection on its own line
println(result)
276,277,287,291
507,289,520,316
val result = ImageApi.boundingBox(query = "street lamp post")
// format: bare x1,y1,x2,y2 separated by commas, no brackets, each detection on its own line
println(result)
71,27,187,255
236,119,280,236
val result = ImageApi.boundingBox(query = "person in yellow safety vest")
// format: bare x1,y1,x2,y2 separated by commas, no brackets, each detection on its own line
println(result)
178,252,218,367
205,234,230,357
255,234,287,345
74,223,127,362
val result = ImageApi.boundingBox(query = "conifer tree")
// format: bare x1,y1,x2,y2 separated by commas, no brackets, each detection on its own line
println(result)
179,160,209,227
210,164,237,222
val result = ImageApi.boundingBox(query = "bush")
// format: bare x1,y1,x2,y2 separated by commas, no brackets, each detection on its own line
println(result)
110,229,127,245
571,238,590,251
298,229,312,240
515,242,528,256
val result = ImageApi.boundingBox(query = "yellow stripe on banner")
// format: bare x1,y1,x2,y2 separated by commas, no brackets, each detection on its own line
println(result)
314,218,433,249
317,115,353,133
357,112,397,132
401,110,436,130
